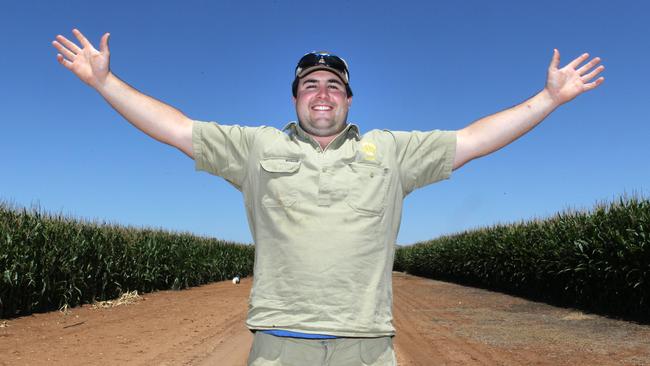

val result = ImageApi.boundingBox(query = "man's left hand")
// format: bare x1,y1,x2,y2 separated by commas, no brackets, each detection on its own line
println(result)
545,49,605,106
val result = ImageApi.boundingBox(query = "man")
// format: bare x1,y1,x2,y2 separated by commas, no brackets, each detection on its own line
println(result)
52,29,604,366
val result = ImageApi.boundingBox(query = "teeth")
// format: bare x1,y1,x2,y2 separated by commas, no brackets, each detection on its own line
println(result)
313,106,332,110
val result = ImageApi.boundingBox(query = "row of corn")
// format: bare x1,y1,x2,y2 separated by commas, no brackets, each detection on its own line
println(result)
394,195,650,321
0,201,254,318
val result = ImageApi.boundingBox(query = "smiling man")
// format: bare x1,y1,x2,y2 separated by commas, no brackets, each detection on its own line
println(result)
53,29,604,366
292,54,353,143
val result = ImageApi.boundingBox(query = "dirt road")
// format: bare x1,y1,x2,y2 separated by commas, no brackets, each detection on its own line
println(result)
1,272,649,365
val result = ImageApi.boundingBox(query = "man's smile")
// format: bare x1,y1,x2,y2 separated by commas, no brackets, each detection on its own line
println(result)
311,104,334,111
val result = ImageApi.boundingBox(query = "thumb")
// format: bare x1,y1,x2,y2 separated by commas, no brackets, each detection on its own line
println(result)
548,48,560,70
100,32,110,54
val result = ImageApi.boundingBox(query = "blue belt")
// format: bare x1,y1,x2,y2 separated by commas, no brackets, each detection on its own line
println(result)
261,329,338,339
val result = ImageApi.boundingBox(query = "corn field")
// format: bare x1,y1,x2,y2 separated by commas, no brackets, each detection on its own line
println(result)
394,195,650,321
3,194,648,321
0,201,254,318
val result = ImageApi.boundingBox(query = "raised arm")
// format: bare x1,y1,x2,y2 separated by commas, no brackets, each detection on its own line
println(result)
452,49,605,170
52,29,194,158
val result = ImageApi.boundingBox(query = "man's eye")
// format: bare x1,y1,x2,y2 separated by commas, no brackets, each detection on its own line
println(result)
328,85,340,90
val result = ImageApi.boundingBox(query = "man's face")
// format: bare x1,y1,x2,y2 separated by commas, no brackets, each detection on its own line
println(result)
293,70,352,138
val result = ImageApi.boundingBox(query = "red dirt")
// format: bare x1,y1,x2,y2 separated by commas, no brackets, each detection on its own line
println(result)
1,272,649,365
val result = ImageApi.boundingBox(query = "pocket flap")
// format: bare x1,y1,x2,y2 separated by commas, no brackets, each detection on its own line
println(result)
260,158,301,173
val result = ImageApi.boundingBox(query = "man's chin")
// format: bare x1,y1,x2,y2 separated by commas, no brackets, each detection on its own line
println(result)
300,122,346,138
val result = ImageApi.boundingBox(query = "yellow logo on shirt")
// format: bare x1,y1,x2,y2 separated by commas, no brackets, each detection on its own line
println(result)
361,141,377,161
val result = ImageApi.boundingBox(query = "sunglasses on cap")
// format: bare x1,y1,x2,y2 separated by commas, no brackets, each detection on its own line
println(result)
294,51,350,84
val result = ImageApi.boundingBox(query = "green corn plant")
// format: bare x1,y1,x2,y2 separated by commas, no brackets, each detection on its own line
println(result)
394,194,650,321
0,200,254,318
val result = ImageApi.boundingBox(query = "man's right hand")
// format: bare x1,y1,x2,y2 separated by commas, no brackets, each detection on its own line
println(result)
53,29,111,89
52,28,194,159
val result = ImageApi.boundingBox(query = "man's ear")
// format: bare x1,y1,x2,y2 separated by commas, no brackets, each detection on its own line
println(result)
347,96,353,107
292,96,297,105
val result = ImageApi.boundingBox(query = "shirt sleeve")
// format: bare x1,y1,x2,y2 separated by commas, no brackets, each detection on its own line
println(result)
192,120,256,190
388,130,457,195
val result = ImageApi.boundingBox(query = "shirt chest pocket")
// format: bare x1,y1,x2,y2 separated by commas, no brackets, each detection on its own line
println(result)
259,157,301,207
345,162,390,216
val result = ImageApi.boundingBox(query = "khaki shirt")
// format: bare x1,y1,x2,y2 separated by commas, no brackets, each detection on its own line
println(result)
193,120,456,337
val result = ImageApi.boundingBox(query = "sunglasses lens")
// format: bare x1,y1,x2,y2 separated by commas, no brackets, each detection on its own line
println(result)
296,53,348,78
297,53,319,69
324,56,346,72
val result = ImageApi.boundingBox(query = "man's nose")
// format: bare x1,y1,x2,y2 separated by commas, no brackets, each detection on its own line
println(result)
315,86,330,99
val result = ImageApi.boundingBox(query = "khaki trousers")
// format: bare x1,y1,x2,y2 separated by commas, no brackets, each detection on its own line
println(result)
247,332,397,366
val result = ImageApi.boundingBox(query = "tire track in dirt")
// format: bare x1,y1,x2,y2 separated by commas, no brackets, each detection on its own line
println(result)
144,302,252,366
195,318,252,366
392,272,535,365
392,272,650,366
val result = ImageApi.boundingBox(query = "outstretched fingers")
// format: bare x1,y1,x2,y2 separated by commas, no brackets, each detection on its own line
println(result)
55,34,82,54
581,65,605,83
577,57,601,75
567,52,590,70
52,40,76,61
72,28,92,49
56,53,73,70
583,77,605,91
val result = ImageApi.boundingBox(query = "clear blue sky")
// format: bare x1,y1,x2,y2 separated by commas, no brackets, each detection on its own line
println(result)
2,0,648,245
